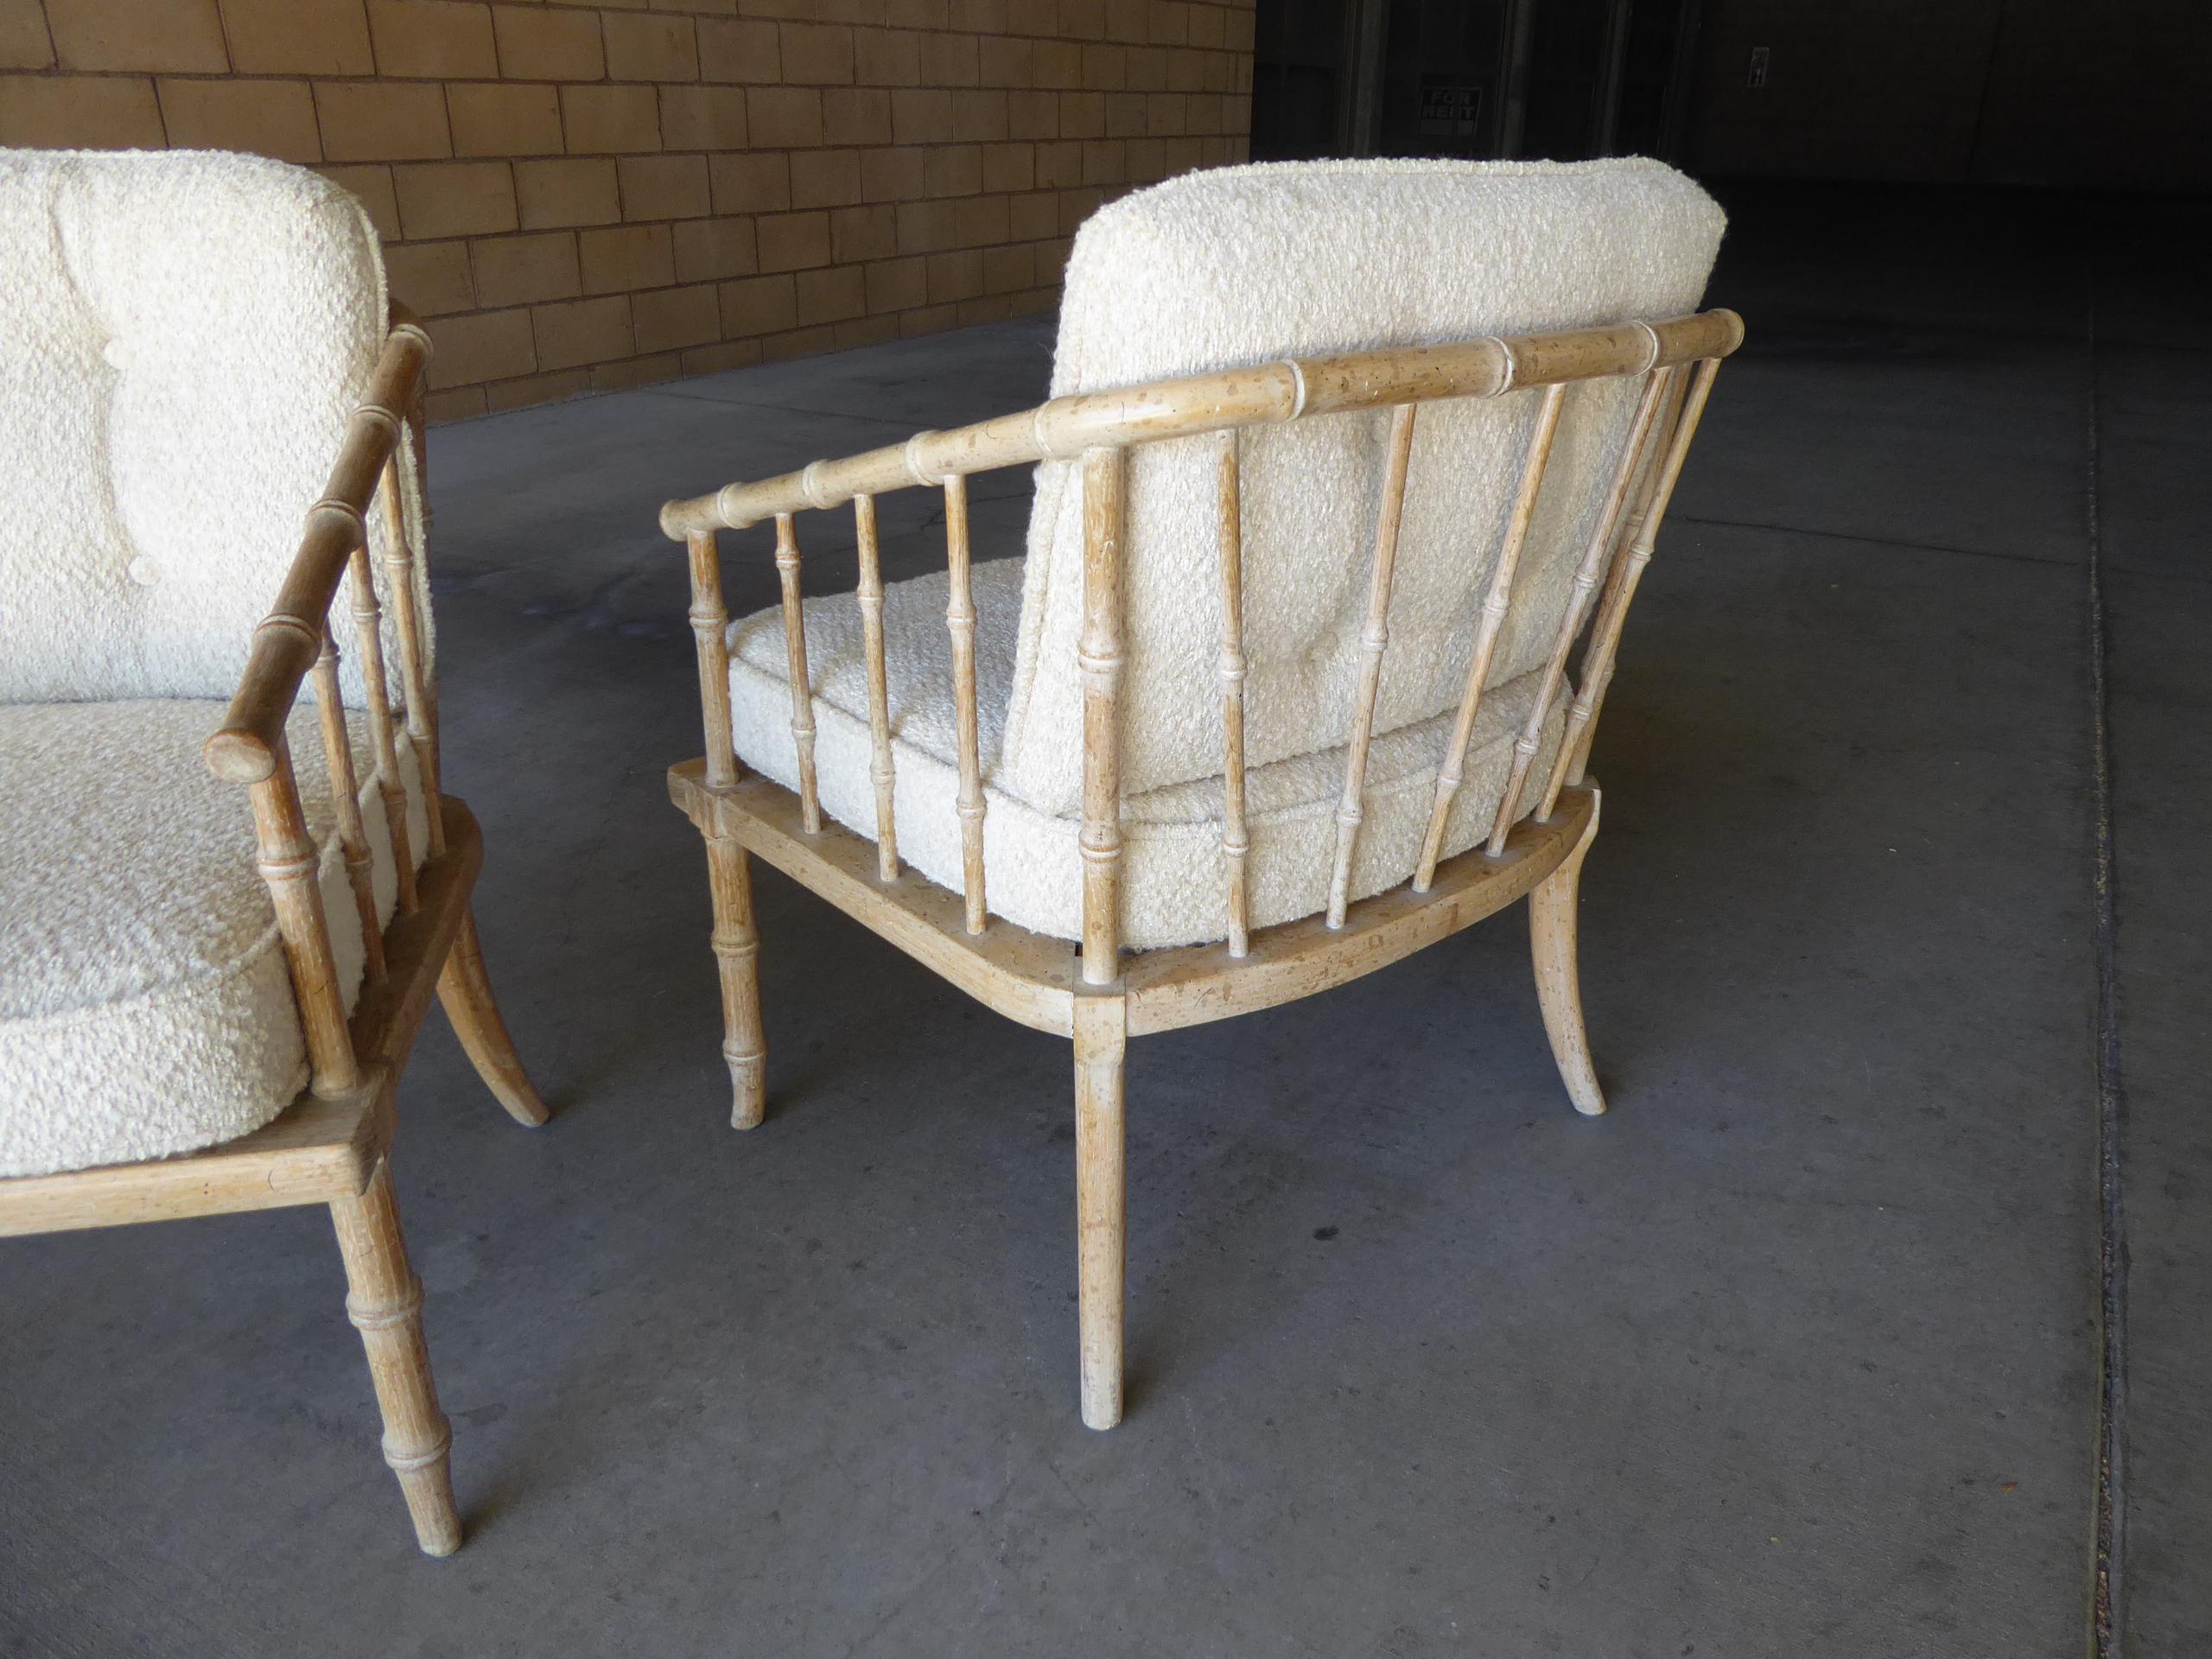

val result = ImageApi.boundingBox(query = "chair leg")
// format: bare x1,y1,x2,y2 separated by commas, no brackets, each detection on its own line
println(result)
330,1160,461,1557
1073,995,1128,1430
705,830,767,1129
436,906,550,1127
1529,812,1606,1117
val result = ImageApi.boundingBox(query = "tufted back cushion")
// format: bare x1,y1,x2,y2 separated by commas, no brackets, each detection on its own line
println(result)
0,148,425,709
995,157,1726,817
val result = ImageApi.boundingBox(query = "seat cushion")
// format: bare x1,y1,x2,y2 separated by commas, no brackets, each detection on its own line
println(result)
727,559,1567,950
999,157,1725,817
0,699,428,1179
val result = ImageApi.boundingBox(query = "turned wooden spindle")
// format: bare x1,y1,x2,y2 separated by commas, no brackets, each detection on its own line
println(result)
853,493,899,880
329,1160,460,1556
1214,431,1252,957
773,512,822,833
1325,403,1418,930
249,737,360,1098
1077,447,1127,986
1486,369,1671,855
308,632,385,982
944,474,988,931
377,455,442,861
1552,354,1726,799
343,538,417,916
686,530,738,789
1414,381,1569,892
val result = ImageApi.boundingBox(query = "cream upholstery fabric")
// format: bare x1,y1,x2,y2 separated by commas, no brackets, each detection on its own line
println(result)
0,700,428,1179
725,159,1722,949
0,148,428,708
0,149,433,1177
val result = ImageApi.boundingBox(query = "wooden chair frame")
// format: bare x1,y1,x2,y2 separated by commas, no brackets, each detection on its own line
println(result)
664,307,1743,1429
0,307,547,1556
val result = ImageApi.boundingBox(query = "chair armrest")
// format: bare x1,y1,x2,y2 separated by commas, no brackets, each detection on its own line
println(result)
203,312,433,784
656,308,1745,540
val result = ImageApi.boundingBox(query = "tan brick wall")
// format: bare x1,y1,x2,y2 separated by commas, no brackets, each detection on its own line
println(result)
2,0,1254,419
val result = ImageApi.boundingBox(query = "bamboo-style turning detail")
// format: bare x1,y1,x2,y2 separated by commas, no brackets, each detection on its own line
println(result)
772,513,821,833
1325,403,1419,929
1548,355,1725,803
852,493,899,880
330,1160,460,1555
943,474,987,931
661,310,1745,540
1078,447,1127,984
310,632,385,982
249,737,359,1098
1486,368,1672,855
378,455,442,859
1214,431,1252,957
1415,381,1570,892
686,530,737,790
206,319,429,786
345,540,416,917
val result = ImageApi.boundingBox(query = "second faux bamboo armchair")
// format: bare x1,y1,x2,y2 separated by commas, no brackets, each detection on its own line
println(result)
666,157,1739,1428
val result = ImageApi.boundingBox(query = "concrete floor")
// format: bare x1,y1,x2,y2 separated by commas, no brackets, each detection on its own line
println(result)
3,183,2204,1656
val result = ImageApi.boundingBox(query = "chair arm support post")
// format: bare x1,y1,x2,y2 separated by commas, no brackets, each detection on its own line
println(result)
248,738,361,1097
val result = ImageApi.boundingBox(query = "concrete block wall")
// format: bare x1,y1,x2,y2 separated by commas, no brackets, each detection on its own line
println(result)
0,0,1254,418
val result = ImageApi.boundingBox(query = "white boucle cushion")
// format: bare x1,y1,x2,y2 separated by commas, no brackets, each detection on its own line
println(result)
0,148,428,709
998,157,1726,817
728,558,1567,950
0,700,428,1179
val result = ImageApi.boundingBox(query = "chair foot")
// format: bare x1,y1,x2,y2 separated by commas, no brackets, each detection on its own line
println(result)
706,832,767,1129
437,907,550,1127
1073,995,1127,1429
330,1160,462,1557
1529,809,1606,1117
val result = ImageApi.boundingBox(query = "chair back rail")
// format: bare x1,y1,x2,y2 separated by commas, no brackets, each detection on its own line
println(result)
202,308,440,1098
666,308,1744,979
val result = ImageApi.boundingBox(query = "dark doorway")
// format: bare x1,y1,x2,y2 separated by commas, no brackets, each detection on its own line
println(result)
1250,0,1701,165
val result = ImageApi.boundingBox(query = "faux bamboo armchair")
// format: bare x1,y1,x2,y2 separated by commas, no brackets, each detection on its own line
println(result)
666,159,1738,1428
0,150,545,1555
